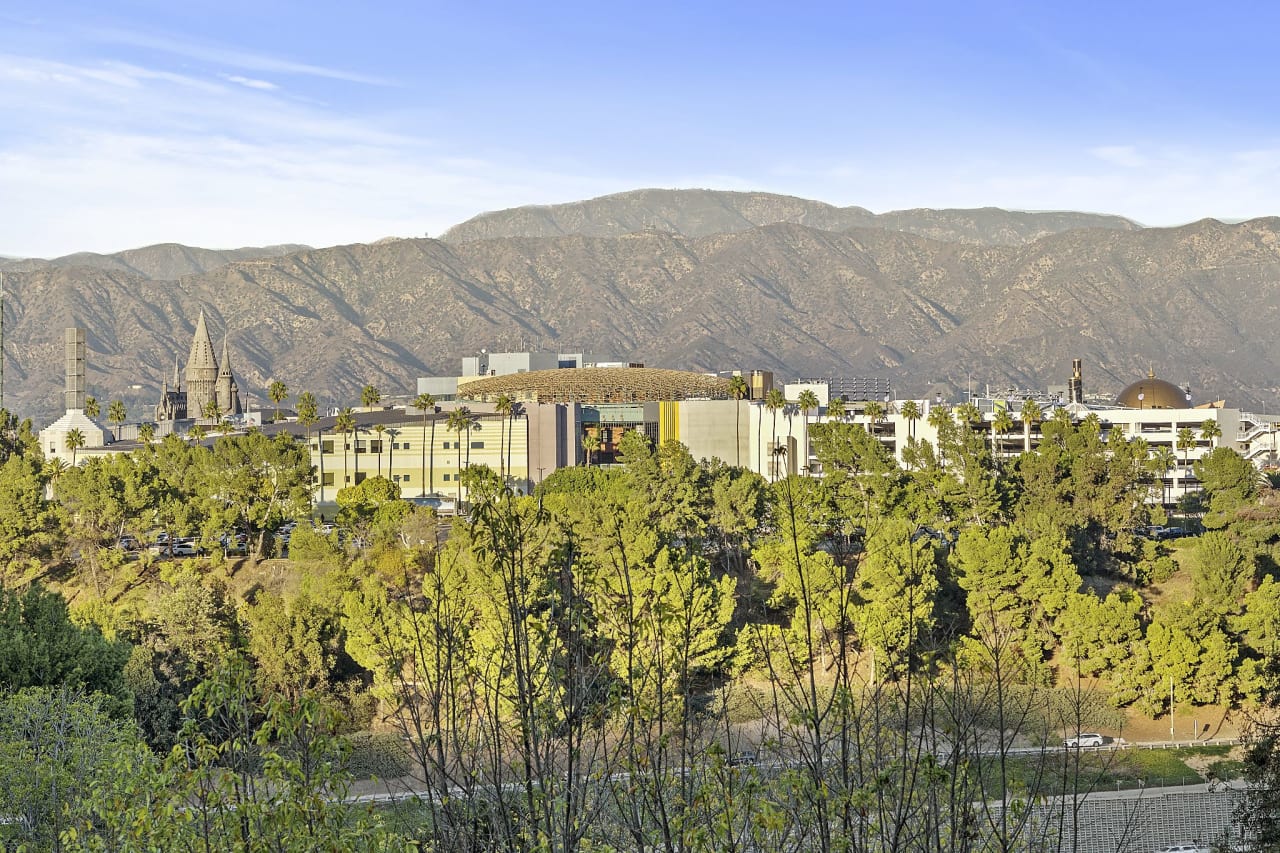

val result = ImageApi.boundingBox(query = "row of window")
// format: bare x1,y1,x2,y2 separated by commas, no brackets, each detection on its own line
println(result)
319,472,463,486
314,440,487,452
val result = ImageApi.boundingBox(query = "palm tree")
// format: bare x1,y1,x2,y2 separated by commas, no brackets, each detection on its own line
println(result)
361,385,382,409
992,407,1015,459
726,375,749,467
334,407,356,491
107,400,127,441
954,401,981,430
900,399,921,441
296,392,318,439
826,397,846,424
218,418,235,437
446,407,470,503
65,428,85,465
1177,427,1198,500
1019,399,1042,454
188,424,207,446
764,388,786,482
1151,445,1177,504
460,408,477,470
372,423,387,476
138,422,155,446
864,400,884,434
43,457,69,483
202,399,222,425
927,403,953,466
796,389,820,422
582,431,601,467
495,394,513,479
268,380,288,422
413,393,437,496
83,396,99,419
1200,418,1222,451
507,401,523,482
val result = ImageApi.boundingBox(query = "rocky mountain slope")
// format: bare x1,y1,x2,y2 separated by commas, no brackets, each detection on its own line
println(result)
4,192,1277,423
443,188,1141,246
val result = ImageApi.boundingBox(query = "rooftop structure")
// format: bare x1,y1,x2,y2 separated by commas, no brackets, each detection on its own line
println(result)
458,367,731,403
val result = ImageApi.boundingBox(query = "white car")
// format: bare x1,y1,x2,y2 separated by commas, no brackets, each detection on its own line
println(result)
1064,733,1105,748
1154,845,1212,853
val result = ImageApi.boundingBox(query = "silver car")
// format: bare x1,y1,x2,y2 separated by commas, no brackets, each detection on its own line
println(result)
1064,733,1105,748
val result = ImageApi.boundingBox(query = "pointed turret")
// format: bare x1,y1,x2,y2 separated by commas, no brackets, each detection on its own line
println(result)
185,309,220,418
215,331,242,416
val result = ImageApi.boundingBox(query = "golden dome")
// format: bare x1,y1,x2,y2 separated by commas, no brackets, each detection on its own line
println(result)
1116,369,1190,409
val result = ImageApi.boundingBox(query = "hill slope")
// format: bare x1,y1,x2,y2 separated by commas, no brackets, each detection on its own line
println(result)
443,188,1141,246
5,212,1280,422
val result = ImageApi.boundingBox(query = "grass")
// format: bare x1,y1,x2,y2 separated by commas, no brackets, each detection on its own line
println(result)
969,744,1225,799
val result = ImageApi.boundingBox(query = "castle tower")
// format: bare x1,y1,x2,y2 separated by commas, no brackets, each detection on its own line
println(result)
185,310,220,418
216,332,243,416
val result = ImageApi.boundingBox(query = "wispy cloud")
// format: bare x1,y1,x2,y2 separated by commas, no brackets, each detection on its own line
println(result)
89,27,392,86
1090,145,1148,168
221,74,277,91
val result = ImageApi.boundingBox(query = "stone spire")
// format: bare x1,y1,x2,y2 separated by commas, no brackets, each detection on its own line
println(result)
216,331,242,416
185,309,220,418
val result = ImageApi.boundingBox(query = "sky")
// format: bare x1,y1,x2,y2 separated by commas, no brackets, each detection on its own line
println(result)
3,0,1280,257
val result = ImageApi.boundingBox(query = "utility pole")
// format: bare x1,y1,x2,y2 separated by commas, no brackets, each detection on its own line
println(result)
1170,676,1175,742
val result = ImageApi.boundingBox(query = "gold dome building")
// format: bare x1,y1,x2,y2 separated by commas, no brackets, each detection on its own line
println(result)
1116,369,1190,409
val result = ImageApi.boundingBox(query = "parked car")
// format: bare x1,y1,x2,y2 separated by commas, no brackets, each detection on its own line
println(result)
727,750,758,767
1063,733,1105,748
170,541,200,558
1153,844,1212,853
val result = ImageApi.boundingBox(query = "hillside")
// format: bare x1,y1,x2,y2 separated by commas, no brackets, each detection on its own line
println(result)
443,188,1141,245
4,193,1279,423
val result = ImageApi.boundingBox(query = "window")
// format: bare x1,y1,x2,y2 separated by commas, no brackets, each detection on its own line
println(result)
370,440,383,454
471,441,484,449
321,440,334,454
442,441,451,449
322,473,334,486
354,472,366,484
443,474,451,482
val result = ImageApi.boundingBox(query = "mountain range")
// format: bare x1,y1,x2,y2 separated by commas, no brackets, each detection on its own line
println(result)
3,189,1278,423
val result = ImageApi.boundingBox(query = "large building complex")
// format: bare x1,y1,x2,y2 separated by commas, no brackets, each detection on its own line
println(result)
156,310,243,422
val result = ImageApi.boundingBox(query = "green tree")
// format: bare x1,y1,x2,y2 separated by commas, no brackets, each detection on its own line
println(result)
268,379,288,422
83,396,100,419
0,584,130,699
582,431,601,467
446,407,472,503
1019,398,1042,453
198,430,313,560
764,388,786,482
495,394,513,479
826,396,846,424
107,399,127,440
855,517,938,672
1177,426,1198,501
1190,531,1254,614
728,375,749,466
361,384,381,408
137,421,155,446
413,392,438,496
201,398,222,424
296,391,319,438
65,427,85,465
900,398,921,441
1201,417,1223,450
333,407,356,493
372,422,387,476
0,454,63,576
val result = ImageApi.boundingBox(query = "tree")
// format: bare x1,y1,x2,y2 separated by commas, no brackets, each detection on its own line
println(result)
797,389,820,423
992,407,1015,460
137,421,155,446
201,399,222,424
582,431,601,467
863,399,884,431
361,384,382,408
446,407,470,503
1019,398,1042,453
296,391,319,438
334,407,356,492
65,428,85,465
1150,445,1177,505
1201,418,1223,451
0,584,130,699
198,431,313,561
83,396,99,419
826,396,846,424
413,392,437,496
728,375,749,467
764,388,786,482
495,394,513,479
268,379,288,422
372,423,387,476
900,398,920,441
107,399,127,440
1177,426,1198,502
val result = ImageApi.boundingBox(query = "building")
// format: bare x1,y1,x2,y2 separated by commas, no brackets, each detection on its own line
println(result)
40,328,112,465
156,310,242,423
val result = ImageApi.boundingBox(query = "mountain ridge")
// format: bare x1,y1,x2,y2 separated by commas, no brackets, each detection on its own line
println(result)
3,192,1278,424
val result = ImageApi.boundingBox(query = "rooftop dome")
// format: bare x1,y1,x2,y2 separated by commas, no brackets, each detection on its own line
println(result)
1116,370,1190,409
458,367,730,403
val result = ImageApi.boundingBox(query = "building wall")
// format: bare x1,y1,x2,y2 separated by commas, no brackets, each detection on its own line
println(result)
673,399,749,467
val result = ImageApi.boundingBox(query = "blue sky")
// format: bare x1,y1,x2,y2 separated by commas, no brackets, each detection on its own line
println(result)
3,1,1279,256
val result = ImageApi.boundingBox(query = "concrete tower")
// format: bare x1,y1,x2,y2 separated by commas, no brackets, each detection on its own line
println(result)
185,310,220,418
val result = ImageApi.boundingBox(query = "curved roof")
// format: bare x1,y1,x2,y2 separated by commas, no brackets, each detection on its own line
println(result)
1116,370,1190,409
458,367,731,403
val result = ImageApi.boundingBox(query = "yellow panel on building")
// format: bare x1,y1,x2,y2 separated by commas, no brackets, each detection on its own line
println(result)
658,401,680,445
